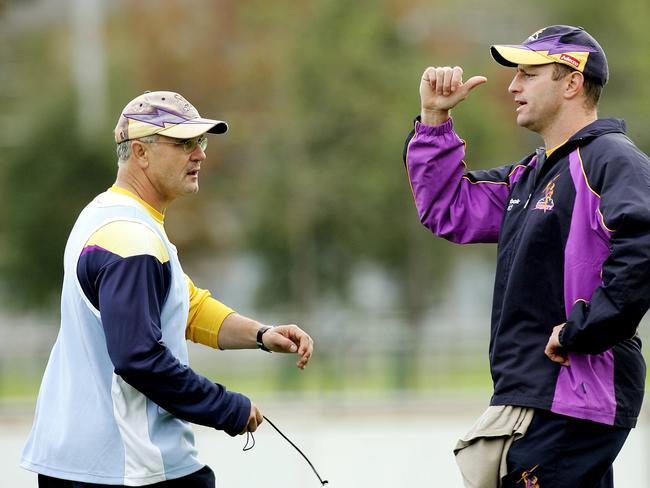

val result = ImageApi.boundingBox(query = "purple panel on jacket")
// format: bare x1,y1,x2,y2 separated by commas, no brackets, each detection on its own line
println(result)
551,149,616,424
406,119,509,244
509,158,535,185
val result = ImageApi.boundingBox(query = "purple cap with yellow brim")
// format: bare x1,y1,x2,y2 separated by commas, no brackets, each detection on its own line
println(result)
491,25,608,86
114,91,228,144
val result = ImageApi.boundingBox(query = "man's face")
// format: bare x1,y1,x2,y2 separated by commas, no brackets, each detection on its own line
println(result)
508,64,567,133
142,134,207,202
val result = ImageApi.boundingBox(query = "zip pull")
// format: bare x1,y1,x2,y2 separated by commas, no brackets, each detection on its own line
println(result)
524,193,532,208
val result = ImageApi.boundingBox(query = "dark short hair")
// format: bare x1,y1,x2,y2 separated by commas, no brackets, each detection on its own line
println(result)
552,63,602,108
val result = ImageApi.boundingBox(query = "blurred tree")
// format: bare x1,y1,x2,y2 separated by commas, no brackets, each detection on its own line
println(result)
236,0,482,387
0,91,114,308
0,12,116,309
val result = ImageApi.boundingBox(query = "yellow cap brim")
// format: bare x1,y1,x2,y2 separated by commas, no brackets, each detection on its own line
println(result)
157,118,228,139
491,45,590,73
491,45,555,67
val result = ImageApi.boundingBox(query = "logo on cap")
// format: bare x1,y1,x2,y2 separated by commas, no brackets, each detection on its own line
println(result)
527,28,545,42
559,54,580,68
123,107,190,128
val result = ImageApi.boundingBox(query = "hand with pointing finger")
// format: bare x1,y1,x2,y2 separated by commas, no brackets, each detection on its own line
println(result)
419,66,487,125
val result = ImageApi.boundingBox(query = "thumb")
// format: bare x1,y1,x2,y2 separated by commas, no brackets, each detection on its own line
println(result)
461,75,488,94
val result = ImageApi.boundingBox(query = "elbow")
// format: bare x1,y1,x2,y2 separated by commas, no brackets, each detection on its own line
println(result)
417,205,441,234
420,214,473,244
110,348,160,379
113,359,143,379
107,330,169,374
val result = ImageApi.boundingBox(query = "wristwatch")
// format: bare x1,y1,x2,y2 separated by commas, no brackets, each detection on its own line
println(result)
256,325,273,353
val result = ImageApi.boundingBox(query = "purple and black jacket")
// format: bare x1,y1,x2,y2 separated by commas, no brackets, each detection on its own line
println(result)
405,117,650,428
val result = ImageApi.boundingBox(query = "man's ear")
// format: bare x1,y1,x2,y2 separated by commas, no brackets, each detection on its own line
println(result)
131,141,150,169
565,71,585,100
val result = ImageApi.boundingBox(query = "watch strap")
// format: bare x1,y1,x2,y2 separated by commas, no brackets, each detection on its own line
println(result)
256,325,273,352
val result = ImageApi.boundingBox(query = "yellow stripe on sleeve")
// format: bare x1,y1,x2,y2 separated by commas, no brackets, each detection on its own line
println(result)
85,220,169,263
185,275,235,349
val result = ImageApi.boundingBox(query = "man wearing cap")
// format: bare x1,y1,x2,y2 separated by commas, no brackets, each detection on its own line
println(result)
404,25,650,487
21,91,314,487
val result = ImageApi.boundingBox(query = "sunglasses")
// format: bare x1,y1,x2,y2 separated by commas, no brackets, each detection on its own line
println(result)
140,135,208,154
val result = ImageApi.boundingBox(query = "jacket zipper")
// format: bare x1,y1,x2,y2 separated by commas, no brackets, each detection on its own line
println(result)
523,192,533,209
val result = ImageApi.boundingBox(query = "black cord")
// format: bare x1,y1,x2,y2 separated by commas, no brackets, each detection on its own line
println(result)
243,415,329,486
243,430,255,451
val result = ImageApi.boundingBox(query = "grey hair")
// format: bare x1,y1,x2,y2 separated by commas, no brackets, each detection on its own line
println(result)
116,136,158,164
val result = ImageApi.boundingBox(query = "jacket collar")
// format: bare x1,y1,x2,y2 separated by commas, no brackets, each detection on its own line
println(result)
568,118,626,142
533,118,626,164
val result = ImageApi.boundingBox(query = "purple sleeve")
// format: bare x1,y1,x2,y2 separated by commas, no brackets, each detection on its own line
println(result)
405,118,513,244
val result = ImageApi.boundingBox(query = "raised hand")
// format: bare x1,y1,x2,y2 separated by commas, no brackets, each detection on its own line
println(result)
419,66,487,125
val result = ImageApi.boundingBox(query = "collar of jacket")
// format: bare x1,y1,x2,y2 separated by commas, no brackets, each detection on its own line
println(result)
533,118,627,168
556,117,626,151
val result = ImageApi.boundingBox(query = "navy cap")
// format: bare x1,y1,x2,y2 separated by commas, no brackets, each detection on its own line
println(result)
491,25,608,86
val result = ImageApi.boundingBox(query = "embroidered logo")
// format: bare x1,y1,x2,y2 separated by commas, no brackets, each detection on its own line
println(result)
527,28,545,41
534,174,561,213
560,53,580,68
517,464,540,487
507,198,521,211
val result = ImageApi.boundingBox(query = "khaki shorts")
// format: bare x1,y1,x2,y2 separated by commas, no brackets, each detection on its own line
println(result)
454,406,535,488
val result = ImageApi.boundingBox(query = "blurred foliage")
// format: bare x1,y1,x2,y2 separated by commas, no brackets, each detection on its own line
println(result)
241,0,447,313
1,0,649,322
0,19,116,307
0,93,114,307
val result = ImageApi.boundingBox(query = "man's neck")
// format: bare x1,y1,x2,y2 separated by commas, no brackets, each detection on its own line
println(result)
541,107,598,150
115,167,167,214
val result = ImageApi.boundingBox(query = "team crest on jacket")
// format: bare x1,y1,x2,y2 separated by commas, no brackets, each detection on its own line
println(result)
517,464,540,487
534,174,561,213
